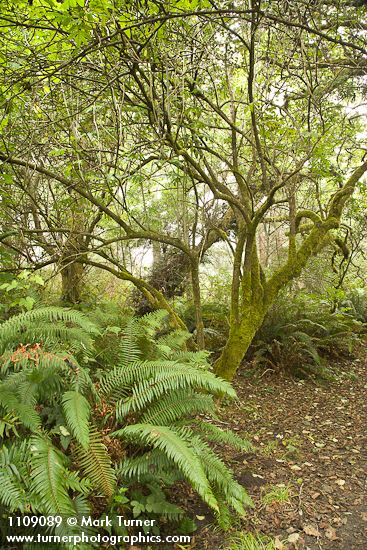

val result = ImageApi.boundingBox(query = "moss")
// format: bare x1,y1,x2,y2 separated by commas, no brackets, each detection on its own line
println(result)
214,307,266,380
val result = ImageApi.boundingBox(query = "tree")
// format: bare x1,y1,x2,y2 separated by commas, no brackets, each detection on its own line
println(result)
0,0,367,376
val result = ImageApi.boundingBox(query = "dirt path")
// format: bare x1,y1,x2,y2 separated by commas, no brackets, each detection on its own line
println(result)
196,349,367,549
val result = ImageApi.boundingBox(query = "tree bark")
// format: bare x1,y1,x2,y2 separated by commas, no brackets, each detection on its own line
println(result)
60,261,84,304
214,306,266,380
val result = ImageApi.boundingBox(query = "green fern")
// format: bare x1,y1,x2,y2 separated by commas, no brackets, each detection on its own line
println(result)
101,311,253,520
0,307,252,530
30,436,76,517
195,421,253,452
101,361,235,408
0,307,99,354
188,434,253,514
140,390,216,425
117,448,176,480
0,440,30,512
0,385,40,431
62,391,90,449
114,424,219,512
75,428,116,498
115,366,234,419
119,317,143,366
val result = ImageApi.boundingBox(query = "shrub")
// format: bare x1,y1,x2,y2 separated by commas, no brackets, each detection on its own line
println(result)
251,292,364,378
0,307,253,541
101,310,253,528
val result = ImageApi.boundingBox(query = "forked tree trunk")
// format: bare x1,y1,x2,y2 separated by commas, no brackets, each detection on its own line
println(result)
214,159,367,380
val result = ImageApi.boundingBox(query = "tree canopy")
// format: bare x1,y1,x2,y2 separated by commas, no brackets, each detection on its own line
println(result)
1,0,367,378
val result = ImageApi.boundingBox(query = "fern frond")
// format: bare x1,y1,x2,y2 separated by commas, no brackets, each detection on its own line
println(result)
117,449,176,480
115,365,235,419
119,318,143,366
64,471,92,495
169,349,211,365
0,441,30,512
156,330,191,352
72,493,92,519
140,391,216,425
113,424,219,512
30,436,76,517
0,307,99,353
74,429,116,498
62,391,90,449
139,310,168,334
187,434,253,514
195,422,253,452
0,385,40,431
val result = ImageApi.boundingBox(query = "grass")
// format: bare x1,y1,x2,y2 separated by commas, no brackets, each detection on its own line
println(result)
261,484,292,506
222,532,279,550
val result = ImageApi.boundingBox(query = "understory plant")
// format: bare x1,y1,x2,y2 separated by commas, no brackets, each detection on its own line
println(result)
99,310,253,528
0,307,253,544
222,531,279,550
0,307,111,546
251,292,364,378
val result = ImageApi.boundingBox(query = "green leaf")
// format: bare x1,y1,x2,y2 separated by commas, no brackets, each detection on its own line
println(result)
30,436,76,518
62,391,90,449
114,424,219,512
75,429,116,498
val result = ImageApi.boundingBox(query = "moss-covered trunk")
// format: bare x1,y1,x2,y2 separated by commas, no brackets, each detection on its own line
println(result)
214,306,266,380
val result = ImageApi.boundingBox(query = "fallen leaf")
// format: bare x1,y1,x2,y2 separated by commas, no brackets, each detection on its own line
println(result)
311,492,320,500
325,526,338,540
274,536,283,549
290,465,302,471
196,515,205,520
287,532,300,544
360,512,367,521
303,524,320,537
335,479,346,487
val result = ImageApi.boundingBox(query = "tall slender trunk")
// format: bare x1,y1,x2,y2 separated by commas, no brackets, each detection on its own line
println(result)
190,259,205,349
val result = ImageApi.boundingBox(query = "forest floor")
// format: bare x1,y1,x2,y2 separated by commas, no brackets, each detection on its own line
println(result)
188,347,367,550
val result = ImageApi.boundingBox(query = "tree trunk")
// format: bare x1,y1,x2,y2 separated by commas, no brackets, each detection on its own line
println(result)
190,260,205,349
61,261,84,304
214,306,266,380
